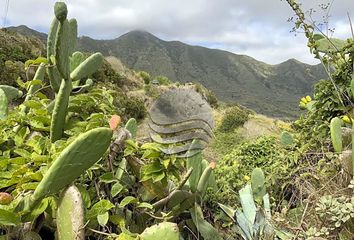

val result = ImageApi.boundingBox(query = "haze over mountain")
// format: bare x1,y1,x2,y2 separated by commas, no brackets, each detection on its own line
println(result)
7,26,327,118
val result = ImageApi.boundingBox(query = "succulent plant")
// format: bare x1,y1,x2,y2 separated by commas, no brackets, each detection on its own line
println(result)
57,185,85,240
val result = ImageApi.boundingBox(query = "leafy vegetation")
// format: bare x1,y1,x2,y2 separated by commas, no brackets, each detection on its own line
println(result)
218,105,251,133
1,0,354,239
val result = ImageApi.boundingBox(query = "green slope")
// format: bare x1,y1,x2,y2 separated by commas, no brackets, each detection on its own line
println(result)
7,27,327,118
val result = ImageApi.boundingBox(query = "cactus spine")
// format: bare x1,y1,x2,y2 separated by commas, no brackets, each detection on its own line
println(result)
57,185,85,240
31,127,112,206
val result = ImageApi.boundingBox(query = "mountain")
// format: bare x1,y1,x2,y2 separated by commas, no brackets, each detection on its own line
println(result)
6,25,47,43
6,26,326,118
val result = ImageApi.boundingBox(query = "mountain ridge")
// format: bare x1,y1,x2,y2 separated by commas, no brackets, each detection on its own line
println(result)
6,25,327,118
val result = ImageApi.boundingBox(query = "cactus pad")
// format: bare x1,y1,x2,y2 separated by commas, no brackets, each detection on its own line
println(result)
54,2,68,22
251,168,266,201
32,127,112,203
0,88,8,119
57,185,85,240
139,222,180,240
330,117,343,153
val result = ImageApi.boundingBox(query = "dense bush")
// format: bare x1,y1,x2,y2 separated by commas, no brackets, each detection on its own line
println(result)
96,82,147,122
194,83,218,108
212,136,296,206
155,75,172,85
218,105,251,132
0,29,44,86
137,71,151,84
92,58,124,86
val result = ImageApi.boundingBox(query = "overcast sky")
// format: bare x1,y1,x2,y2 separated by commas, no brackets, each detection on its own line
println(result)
1,0,353,64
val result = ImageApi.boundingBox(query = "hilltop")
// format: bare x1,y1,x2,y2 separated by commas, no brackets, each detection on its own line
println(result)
7,26,327,118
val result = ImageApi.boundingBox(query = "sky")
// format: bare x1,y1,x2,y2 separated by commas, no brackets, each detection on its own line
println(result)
1,0,353,65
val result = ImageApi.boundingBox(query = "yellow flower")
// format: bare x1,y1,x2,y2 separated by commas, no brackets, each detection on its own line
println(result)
243,175,250,181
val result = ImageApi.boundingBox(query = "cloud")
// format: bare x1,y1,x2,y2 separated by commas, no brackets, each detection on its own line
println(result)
1,0,353,64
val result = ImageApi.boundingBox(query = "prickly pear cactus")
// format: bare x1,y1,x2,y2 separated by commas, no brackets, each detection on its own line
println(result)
31,127,112,205
251,168,266,201
330,117,343,153
197,161,216,197
0,88,9,119
0,85,23,100
280,131,294,146
125,118,137,138
139,222,180,240
70,52,103,81
54,2,68,22
57,185,85,240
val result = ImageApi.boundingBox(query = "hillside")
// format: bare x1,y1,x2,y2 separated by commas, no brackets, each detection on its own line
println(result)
7,26,327,118
76,30,326,118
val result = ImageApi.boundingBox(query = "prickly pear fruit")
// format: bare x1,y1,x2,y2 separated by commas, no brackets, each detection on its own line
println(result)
54,2,68,22
32,127,112,204
139,222,180,240
57,185,85,240
0,88,8,119
251,168,266,201
109,115,121,130
0,192,13,205
125,118,137,138
330,117,343,153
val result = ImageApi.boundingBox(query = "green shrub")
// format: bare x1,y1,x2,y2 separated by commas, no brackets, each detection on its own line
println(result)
212,136,296,206
209,131,244,157
155,75,171,85
218,105,250,132
194,83,218,108
137,71,151,84
143,84,159,99
92,58,124,85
